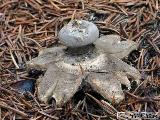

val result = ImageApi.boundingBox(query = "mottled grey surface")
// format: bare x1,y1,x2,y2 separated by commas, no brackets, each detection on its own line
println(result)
94,35,138,59
27,46,140,106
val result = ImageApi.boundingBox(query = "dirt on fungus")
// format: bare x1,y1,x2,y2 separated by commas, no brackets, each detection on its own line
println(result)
0,0,160,120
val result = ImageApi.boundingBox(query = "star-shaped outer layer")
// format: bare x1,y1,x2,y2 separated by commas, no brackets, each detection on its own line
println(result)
27,46,140,106
94,35,138,59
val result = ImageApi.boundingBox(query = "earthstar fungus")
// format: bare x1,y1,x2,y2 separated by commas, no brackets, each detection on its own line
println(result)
27,20,140,106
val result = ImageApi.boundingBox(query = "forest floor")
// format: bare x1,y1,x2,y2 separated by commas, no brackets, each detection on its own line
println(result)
0,0,160,120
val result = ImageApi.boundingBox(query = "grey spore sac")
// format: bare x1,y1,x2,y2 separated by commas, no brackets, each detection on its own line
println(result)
58,20,99,47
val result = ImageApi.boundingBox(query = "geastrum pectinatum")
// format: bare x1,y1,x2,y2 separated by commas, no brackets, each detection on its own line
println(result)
27,20,140,106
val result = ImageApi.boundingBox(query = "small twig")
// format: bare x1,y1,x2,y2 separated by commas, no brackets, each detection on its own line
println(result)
10,50,19,69
37,110,59,120
148,39,160,55
86,93,117,116
0,101,28,118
